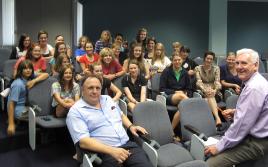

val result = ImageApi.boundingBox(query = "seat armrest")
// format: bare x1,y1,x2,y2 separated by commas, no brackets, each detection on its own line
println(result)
135,131,160,149
28,107,36,151
156,94,166,106
142,142,158,167
193,91,202,98
118,99,127,115
184,124,208,141
190,134,206,160
78,144,102,166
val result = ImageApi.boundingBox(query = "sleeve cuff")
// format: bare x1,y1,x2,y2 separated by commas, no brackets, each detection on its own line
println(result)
216,140,225,153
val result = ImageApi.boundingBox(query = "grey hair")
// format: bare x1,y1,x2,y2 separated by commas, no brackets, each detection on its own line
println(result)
236,48,259,64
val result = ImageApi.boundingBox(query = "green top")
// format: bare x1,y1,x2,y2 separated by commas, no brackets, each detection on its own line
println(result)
174,67,182,81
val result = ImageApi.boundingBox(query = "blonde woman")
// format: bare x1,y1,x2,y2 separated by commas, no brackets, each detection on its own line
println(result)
150,43,171,73
99,47,125,81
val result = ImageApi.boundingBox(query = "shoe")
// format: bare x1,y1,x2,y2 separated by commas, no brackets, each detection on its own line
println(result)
216,124,223,132
0,88,10,97
173,135,181,143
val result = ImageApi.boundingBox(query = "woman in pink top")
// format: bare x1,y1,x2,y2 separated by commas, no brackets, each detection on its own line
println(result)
14,43,47,77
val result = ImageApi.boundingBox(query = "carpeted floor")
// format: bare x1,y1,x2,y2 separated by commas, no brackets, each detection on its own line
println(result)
0,142,79,167
0,110,79,167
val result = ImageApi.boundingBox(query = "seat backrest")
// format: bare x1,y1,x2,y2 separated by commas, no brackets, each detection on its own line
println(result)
261,73,268,81
0,48,12,72
74,60,82,74
151,73,161,92
3,59,17,79
150,73,161,99
132,101,174,145
179,98,216,141
45,60,51,74
217,56,226,66
28,77,57,116
259,60,266,73
193,57,203,65
113,74,125,93
226,94,238,109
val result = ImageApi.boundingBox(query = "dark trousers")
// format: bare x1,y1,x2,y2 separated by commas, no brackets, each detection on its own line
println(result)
207,135,268,167
98,141,153,167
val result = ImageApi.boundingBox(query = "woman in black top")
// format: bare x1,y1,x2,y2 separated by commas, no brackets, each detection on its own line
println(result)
122,59,147,112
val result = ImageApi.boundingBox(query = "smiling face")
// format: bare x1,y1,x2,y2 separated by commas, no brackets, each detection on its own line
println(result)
172,55,182,70
23,37,31,48
180,51,189,60
235,53,258,81
147,40,155,50
61,57,70,68
139,31,147,41
133,46,142,58
103,54,113,64
155,45,163,57
82,77,102,106
22,66,33,79
80,38,88,48
114,35,123,45
129,63,139,77
226,54,236,69
112,46,121,57
85,42,94,55
204,54,214,66
63,68,73,82
39,33,48,45
101,31,110,42
32,45,41,59
55,36,64,44
93,65,103,77
58,43,66,54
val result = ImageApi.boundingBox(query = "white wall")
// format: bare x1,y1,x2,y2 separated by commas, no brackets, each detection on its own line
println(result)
209,0,228,56
15,0,73,47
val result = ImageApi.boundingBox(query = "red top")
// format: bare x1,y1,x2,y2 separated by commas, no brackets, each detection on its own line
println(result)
78,53,99,67
102,60,123,75
14,56,47,72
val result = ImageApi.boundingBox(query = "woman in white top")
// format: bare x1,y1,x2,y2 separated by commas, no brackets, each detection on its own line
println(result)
38,30,54,60
150,43,171,74
10,34,31,59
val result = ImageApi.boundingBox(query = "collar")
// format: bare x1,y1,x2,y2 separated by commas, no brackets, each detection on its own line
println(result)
80,95,107,110
244,72,258,86
173,67,182,73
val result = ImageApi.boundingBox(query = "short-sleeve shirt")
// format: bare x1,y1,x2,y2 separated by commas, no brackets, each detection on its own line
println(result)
7,78,27,118
74,48,86,57
122,74,147,101
78,54,99,68
51,82,80,107
220,64,242,86
14,57,47,73
94,40,112,54
102,60,123,75
149,56,171,72
66,95,129,146
49,57,56,66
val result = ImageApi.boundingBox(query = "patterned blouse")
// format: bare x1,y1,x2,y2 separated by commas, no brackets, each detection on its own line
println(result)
51,82,80,107
195,65,222,94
